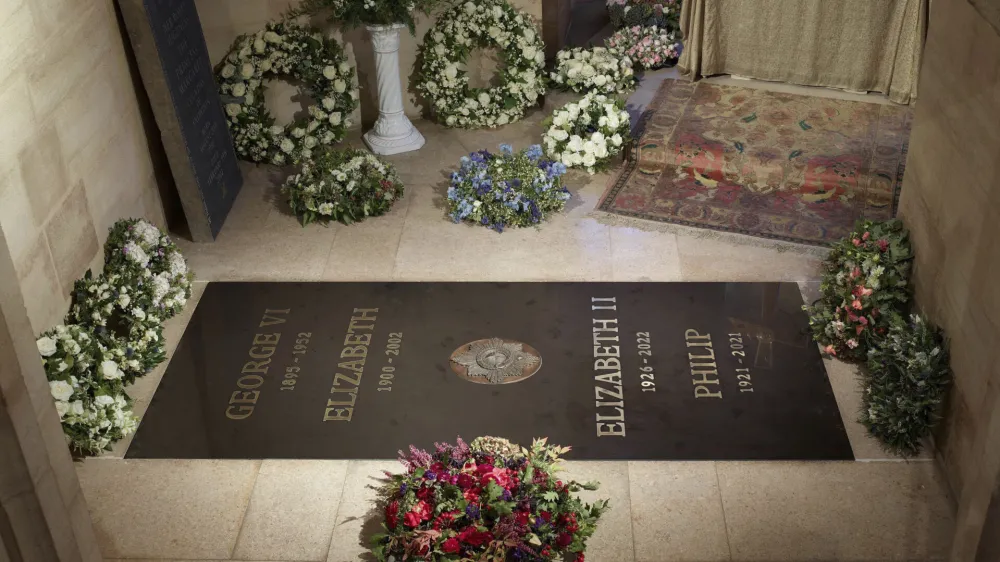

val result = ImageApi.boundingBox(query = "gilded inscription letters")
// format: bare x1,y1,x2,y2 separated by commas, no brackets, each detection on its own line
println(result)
592,297,626,437
324,308,378,422
226,308,289,420
685,329,722,399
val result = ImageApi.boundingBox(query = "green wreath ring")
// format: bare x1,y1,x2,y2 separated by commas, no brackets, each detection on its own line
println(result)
216,20,359,165
415,0,547,129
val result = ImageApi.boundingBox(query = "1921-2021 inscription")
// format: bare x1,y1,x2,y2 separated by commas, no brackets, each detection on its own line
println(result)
127,282,854,461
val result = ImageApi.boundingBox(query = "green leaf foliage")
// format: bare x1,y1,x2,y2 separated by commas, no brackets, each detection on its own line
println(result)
803,219,913,361
861,315,951,456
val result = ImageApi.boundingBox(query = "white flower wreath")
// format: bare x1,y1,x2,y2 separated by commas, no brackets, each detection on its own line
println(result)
542,92,631,174
551,47,635,96
217,20,358,165
415,0,547,129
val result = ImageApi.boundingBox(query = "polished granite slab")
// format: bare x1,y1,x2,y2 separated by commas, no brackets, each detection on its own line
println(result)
126,282,853,460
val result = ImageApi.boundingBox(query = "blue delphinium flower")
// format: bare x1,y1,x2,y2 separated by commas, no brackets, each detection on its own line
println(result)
446,144,570,231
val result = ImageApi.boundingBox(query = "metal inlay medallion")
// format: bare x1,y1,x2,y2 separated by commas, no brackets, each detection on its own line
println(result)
449,338,541,384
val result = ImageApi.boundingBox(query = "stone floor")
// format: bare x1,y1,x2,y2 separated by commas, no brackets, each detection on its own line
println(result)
76,75,954,561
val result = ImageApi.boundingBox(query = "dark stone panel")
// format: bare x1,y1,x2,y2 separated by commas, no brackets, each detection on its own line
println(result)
127,282,853,461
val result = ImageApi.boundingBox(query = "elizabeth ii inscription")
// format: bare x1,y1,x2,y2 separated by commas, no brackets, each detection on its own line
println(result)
127,282,853,460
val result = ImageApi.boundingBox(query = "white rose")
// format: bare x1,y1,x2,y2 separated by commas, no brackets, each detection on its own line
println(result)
55,400,70,419
594,75,608,87
232,83,247,97
434,44,446,56
49,380,74,402
334,79,347,93
71,401,84,416
339,61,351,74
221,64,235,78
304,136,318,148
583,153,597,168
568,135,584,152
133,308,146,320
478,93,490,105
264,31,282,43
240,63,255,78
260,60,272,72
269,125,284,136
524,29,535,42
225,104,241,117
37,336,57,357
522,46,537,60
445,65,458,79
292,127,305,138
552,128,569,141
323,65,337,80
611,133,623,146
464,2,476,14
118,294,130,308
94,394,115,407
433,32,445,42
101,360,123,380
329,112,342,125
280,138,295,153
492,5,503,18
253,38,266,53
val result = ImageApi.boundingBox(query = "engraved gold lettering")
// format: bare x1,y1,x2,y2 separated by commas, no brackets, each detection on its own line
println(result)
230,390,260,404
253,333,281,345
594,357,621,370
594,346,620,357
326,389,358,407
333,371,362,387
338,359,365,372
594,371,622,384
685,328,721,399
695,386,723,399
595,385,624,401
248,345,276,359
325,308,378,421
237,374,264,389
226,405,254,420
323,406,353,421
344,333,372,345
596,422,626,436
259,309,290,327
242,359,269,374
341,345,368,359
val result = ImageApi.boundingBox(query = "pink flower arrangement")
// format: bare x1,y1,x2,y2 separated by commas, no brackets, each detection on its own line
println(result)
605,25,681,70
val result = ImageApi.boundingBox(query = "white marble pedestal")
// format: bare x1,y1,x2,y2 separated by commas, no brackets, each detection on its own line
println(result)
363,24,425,155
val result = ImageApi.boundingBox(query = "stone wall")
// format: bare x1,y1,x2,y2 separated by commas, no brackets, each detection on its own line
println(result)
896,0,1000,556
0,0,165,336
194,0,543,126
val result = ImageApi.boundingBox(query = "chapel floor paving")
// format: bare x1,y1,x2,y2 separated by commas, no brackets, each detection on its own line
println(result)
79,76,953,561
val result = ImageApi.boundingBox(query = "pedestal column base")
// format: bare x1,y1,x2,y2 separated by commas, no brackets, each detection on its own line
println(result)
363,115,426,155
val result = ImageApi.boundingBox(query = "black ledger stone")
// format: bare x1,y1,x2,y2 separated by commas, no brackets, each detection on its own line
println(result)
118,0,242,241
127,282,855,461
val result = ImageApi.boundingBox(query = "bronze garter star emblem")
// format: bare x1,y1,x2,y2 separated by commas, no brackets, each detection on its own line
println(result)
449,338,542,384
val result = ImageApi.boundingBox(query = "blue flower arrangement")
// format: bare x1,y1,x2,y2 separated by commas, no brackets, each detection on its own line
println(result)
447,144,570,232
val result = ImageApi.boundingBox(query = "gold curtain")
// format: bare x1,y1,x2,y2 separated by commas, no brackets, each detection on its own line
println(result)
677,0,928,104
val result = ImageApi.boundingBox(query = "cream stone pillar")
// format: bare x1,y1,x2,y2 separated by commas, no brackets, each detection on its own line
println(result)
0,228,102,561
362,24,425,155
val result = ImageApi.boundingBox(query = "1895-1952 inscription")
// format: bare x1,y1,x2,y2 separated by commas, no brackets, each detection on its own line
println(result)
128,282,854,461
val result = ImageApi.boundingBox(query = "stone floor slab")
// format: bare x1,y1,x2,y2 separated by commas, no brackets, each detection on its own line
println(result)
716,461,953,561
561,461,635,562
326,460,397,562
610,227,683,281
233,460,349,561
628,461,731,562
77,459,260,560
676,235,824,282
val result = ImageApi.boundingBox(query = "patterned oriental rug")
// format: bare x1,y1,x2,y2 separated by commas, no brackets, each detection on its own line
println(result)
598,81,912,246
